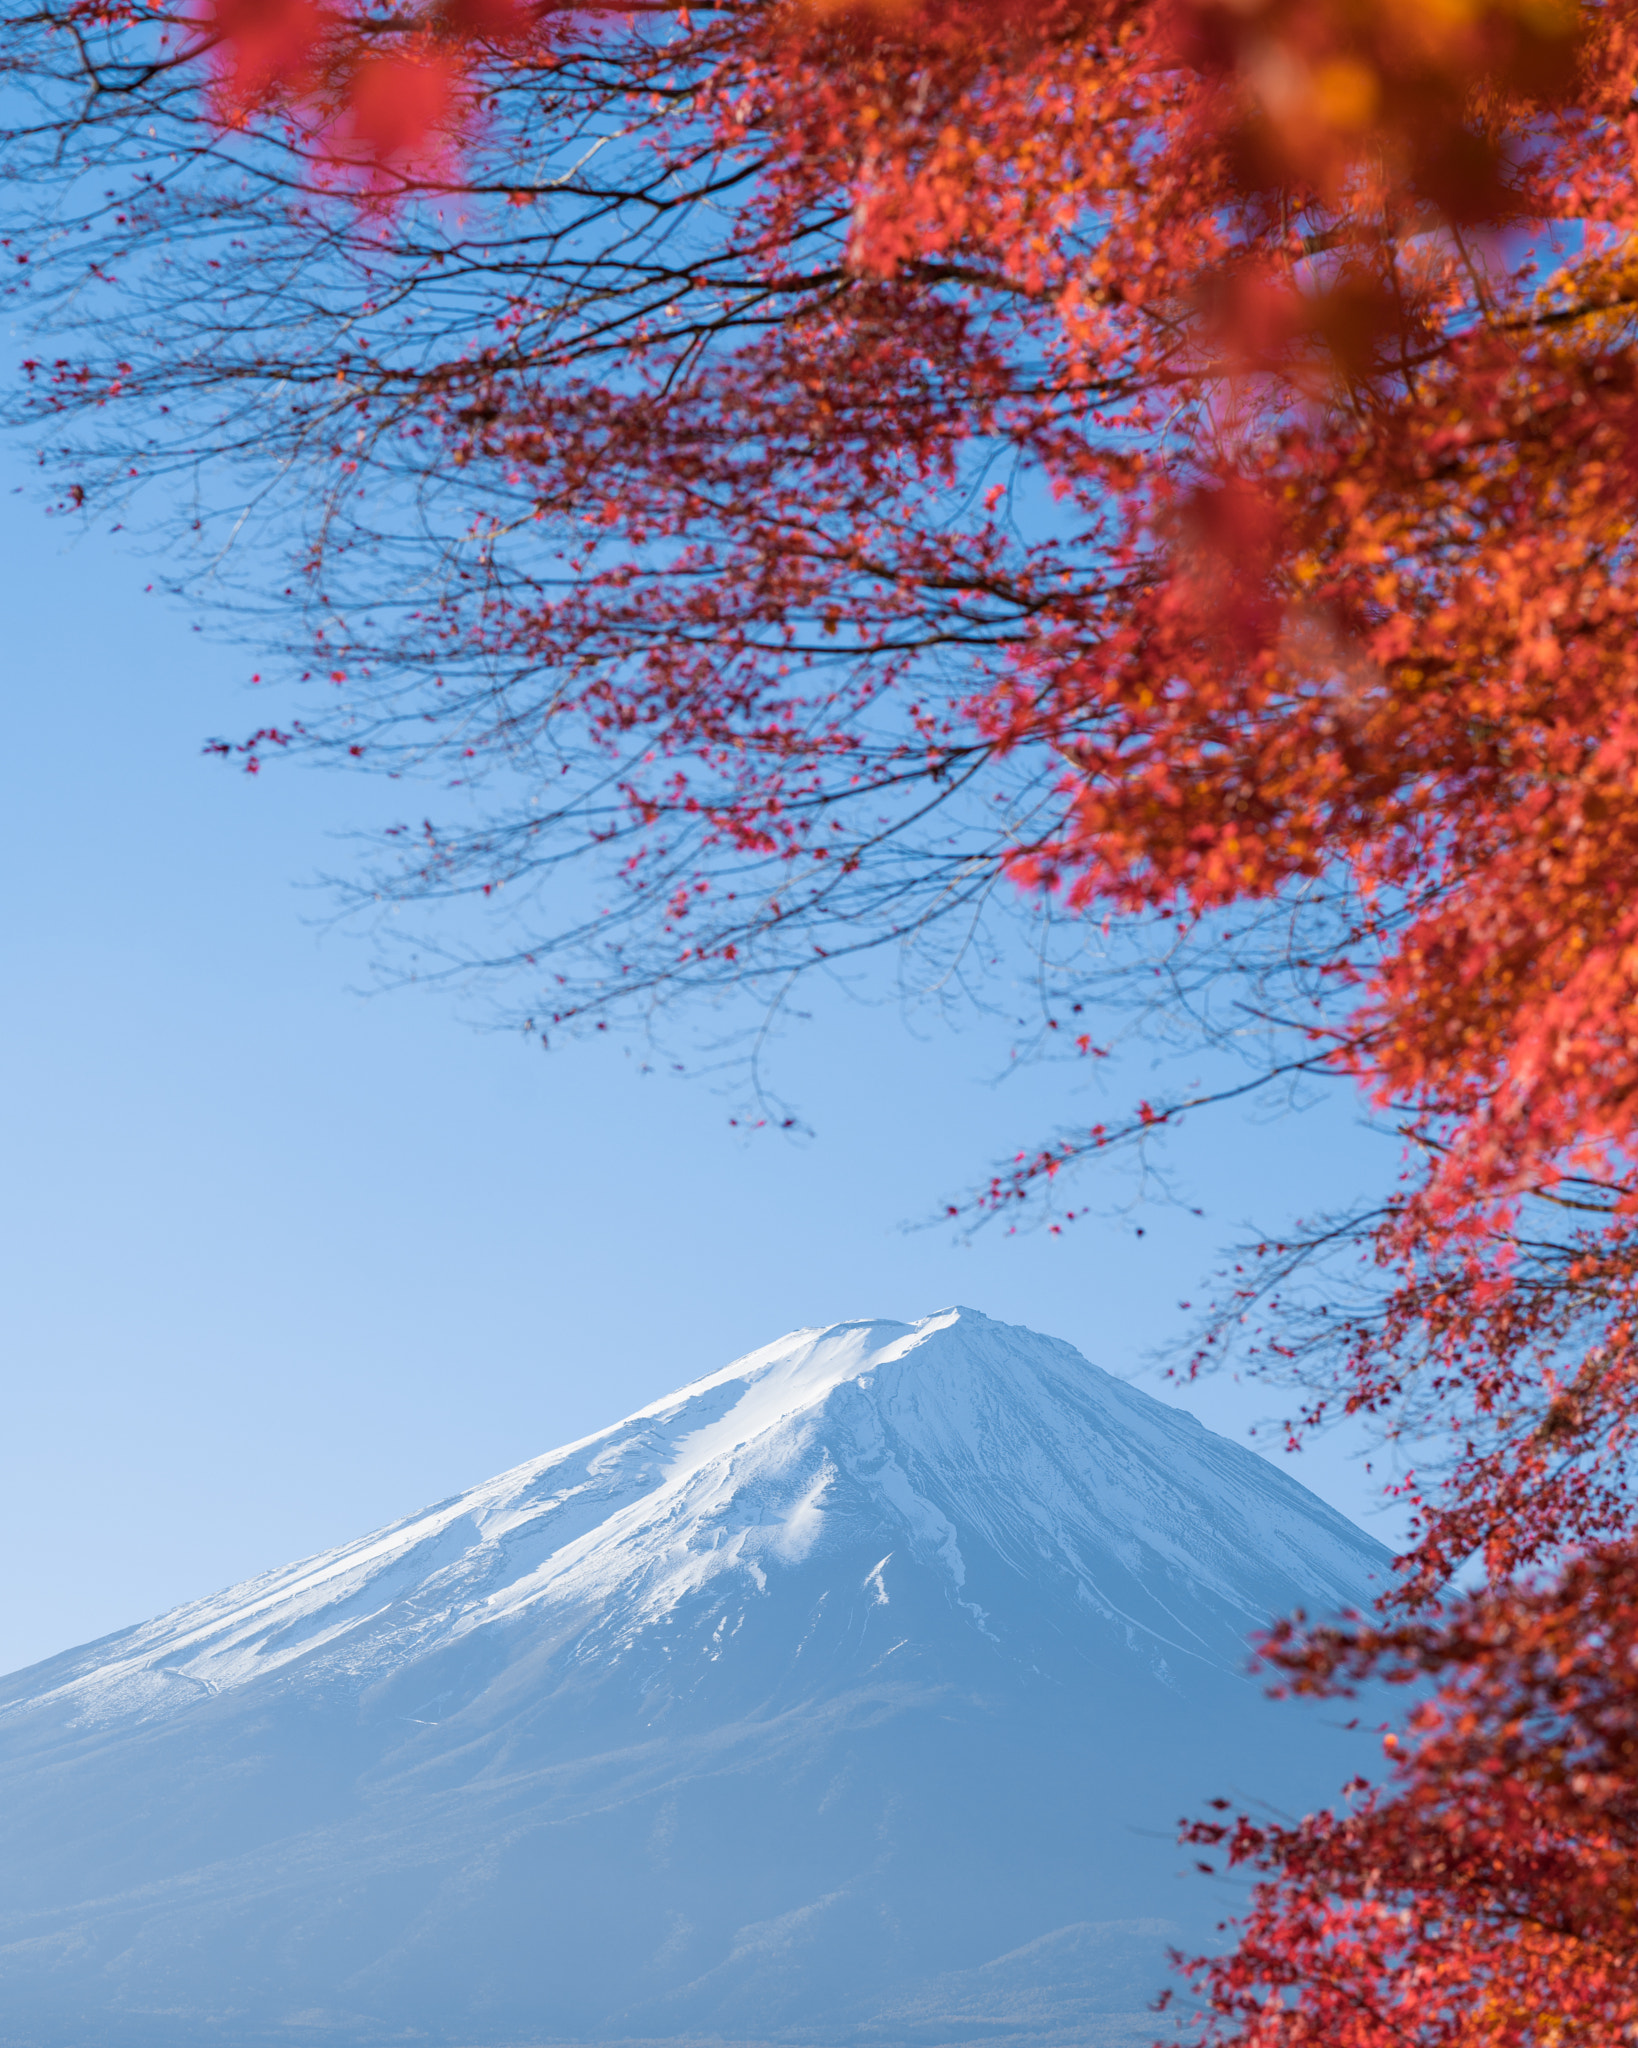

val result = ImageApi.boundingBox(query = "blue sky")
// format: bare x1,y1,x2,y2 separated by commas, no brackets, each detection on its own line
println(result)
1,471,1405,1678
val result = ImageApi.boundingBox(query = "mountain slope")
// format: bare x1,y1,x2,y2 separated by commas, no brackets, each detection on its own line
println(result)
0,1308,1389,2048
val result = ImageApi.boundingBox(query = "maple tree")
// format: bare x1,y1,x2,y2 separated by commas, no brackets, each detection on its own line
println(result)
1176,1544,1638,2047
6,0,1638,2038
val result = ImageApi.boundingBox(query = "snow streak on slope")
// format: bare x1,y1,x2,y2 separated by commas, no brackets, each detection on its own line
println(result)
0,1309,1391,2048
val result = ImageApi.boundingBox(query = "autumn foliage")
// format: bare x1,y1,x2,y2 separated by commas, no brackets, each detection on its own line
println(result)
7,0,1638,2037
1179,1548,1638,2046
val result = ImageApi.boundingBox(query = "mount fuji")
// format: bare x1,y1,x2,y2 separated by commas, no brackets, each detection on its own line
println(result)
0,1308,1390,2048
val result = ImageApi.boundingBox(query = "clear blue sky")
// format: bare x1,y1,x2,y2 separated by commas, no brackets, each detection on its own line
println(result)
1,472,1404,1678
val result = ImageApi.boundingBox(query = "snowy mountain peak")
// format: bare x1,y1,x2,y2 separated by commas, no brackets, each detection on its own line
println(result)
5,1307,1384,1734
0,1309,1391,2048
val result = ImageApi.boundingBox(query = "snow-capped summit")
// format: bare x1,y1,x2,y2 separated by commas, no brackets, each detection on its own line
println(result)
0,1310,1388,2048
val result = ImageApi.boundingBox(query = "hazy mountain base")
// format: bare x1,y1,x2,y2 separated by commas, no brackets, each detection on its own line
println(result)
0,1962,1178,2048
869,1917,1185,2032
0,1634,1262,2047
0,2011,1175,2048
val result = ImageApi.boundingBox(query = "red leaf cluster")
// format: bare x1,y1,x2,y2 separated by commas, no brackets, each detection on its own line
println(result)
10,0,1638,2035
1180,1549,1638,2046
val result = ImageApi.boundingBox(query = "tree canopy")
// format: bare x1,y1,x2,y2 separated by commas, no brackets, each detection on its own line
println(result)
7,0,1638,2037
